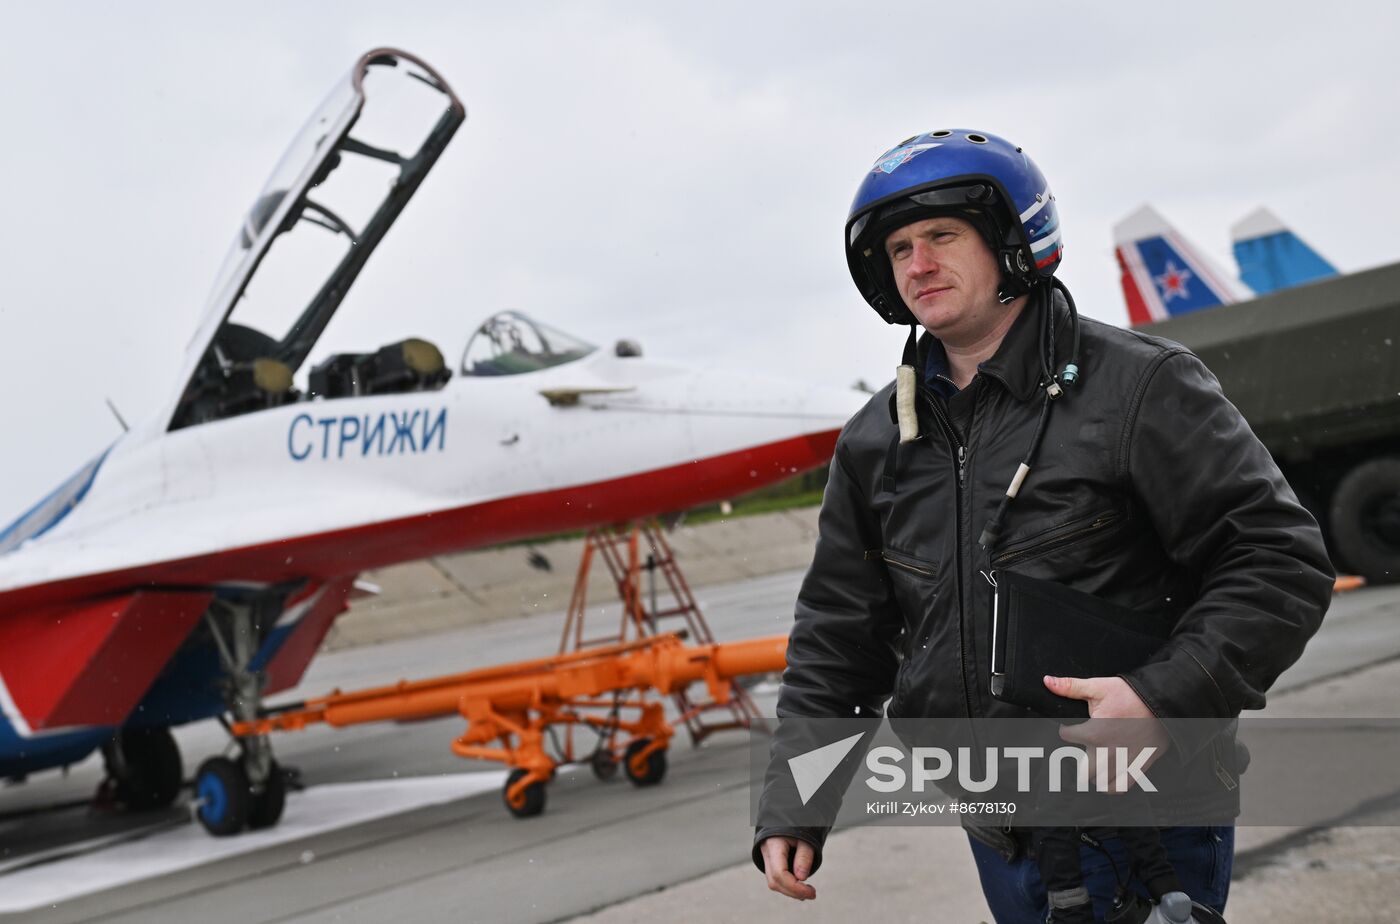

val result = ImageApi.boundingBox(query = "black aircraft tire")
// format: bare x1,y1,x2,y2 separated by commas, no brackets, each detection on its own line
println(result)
1330,457,1400,584
195,757,252,836
623,739,667,787
106,727,184,810
247,762,288,830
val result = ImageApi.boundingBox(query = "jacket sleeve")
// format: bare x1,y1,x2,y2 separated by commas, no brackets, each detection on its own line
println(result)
753,436,905,874
1120,350,1334,736
778,441,905,718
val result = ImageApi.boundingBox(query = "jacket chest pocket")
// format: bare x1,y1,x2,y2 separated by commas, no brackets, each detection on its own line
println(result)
878,548,939,580
989,508,1124,568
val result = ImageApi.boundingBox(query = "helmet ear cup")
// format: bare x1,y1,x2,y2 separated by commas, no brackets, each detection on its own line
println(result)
1001,249,1028,279
997,248,1035,303
999,247,1037,297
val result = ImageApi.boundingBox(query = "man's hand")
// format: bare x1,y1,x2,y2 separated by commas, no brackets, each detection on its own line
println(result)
1043,674,1171,792
759,835,817,900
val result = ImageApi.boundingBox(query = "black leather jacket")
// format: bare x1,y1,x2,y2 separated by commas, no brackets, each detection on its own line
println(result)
754,292,1334,870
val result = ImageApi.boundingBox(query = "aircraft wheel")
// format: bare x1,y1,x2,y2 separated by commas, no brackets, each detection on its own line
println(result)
195,757,252,836
503,768,546,818
623,739,667,787
247,762,288,830
1330,457,1400,584
590,748,619,781
103,727,184,810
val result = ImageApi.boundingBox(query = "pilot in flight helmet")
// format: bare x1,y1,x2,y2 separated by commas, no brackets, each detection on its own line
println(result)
844,128,1064,325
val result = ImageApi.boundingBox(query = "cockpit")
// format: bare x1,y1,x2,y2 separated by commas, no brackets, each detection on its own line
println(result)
461,312,595,377
173,310,595,422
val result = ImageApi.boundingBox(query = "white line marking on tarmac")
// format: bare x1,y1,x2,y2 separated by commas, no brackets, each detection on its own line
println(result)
0,771,506,914
0,819,186,876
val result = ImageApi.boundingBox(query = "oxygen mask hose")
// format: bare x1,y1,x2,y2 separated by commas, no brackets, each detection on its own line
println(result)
978,281,1081,550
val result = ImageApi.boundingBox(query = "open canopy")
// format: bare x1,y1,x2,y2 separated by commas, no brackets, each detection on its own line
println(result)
168,49,465,431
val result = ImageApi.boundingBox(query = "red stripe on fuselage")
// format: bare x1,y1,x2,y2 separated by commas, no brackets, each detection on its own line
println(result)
0,430,841,612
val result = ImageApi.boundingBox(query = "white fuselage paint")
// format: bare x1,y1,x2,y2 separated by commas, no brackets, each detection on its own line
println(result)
0,349,865,594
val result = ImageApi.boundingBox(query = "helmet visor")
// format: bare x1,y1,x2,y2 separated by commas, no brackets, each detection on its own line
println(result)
848,184,1002,249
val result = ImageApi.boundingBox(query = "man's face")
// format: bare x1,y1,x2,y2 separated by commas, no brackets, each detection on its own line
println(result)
884,215,1004,343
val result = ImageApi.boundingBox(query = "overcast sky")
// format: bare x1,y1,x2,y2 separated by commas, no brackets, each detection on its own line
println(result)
2,1,1397,522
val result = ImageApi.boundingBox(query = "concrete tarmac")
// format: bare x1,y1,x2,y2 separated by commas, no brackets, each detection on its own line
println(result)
3,574,1398,922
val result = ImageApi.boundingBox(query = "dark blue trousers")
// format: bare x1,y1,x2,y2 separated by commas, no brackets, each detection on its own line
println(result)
967,826,1233,923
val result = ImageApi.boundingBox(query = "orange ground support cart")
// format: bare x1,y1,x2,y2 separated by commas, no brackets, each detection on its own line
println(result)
232,632,786,817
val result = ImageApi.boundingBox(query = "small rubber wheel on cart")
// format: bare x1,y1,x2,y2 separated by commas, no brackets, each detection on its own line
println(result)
624,739,667,787
590,748,619,781
195,756,251,836
503,768,546,818
247,761,288,830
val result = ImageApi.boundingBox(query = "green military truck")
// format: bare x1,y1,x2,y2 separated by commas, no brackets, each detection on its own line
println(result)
1148,260,1400,583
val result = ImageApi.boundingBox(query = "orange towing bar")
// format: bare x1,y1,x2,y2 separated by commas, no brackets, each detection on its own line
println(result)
1334,575,1366,593
232,633,786,817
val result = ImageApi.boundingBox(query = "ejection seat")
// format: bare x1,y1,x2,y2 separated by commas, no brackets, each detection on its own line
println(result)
203,323,298,421
308,338,451,399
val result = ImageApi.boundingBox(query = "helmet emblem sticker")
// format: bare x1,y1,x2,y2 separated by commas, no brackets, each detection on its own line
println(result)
872,142,941,175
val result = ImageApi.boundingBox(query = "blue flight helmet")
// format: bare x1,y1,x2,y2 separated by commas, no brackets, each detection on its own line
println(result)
845,129,1063,325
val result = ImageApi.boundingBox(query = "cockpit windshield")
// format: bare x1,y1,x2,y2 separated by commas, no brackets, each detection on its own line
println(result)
462,312,596,376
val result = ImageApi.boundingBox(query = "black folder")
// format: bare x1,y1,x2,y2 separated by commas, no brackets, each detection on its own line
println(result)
989,570,1172,720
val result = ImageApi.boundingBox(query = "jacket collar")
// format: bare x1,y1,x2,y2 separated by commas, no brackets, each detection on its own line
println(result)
917,287,1070,404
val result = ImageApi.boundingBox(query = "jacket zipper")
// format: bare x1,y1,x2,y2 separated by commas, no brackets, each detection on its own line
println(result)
989,510,1122,566
881,551,936,578
918,386,974,720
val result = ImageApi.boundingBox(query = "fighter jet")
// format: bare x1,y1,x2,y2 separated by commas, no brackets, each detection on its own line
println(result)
0,49,864,832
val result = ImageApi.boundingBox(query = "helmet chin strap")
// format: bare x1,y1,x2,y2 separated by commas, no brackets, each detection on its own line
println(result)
894,274,1020,444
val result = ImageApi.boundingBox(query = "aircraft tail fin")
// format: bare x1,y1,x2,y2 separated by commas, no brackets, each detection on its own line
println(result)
1114,205,1249,326
1230,206,1338,295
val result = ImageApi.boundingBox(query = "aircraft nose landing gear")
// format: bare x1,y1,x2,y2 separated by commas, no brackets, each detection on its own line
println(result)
194,755,289,836
193,597,292,836
194,756,251,836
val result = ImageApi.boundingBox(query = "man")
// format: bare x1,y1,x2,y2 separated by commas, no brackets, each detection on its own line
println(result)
752,129,1333,921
